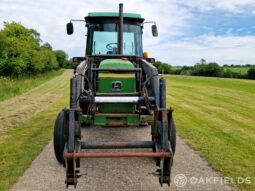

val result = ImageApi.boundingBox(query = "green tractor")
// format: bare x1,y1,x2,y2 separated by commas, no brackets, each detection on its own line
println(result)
53,3,176,188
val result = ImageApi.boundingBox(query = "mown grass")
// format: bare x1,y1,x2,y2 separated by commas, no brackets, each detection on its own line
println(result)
165,75,255,191
0,70,70,191
0,69,64,101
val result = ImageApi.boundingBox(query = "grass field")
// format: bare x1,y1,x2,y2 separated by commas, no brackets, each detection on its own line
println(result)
223,67,250,74
0,70,64,101
0,70,71,191
165,75,255,190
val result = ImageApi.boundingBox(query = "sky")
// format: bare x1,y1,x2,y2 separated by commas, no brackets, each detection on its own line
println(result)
0,0,255,66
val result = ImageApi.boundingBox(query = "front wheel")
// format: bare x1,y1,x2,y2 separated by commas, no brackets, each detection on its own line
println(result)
53,112,65,164
169,117,176,155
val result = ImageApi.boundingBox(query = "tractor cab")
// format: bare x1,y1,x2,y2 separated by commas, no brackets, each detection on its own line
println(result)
67,12,158,57
85,12,144,56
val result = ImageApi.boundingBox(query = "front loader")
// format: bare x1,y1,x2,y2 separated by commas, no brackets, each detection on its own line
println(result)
53,4,176,188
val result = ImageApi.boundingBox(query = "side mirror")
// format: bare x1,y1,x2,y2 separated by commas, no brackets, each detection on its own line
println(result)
66,22,73,35
152,24,158,37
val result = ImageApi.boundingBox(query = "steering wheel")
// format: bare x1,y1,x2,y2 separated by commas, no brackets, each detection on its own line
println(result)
106,43,118,51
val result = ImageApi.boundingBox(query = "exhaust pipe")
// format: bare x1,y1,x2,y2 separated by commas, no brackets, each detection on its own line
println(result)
118,3,123,55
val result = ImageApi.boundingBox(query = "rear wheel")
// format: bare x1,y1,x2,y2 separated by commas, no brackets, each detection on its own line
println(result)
53,112,65,164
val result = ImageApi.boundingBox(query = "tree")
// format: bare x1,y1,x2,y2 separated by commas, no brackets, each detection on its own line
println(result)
205,62,223,77
0,33,8,72
192,63,207,76
247,67,255,79
54,50,68,68
0,22,63,76
154,61,173,74
180,66,193,75
41,42,53,50
2,22,40,48
200,58,206,65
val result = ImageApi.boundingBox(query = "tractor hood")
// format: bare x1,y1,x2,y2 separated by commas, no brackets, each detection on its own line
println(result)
99,59,134,69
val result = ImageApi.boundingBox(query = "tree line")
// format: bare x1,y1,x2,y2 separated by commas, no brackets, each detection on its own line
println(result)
0,22,72,77
153,61,180,75
154,59,255,80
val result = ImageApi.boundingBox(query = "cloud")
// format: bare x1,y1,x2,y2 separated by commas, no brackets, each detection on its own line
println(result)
0,0,254,66
149,35,255,65
181,0,255,13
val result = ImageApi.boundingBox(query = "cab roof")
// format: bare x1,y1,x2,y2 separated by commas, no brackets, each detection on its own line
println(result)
88,12,142,19
85,12,144,23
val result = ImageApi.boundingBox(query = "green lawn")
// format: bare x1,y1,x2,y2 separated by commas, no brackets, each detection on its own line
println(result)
0,69,64,101
166,75,255,191
223,67,250,74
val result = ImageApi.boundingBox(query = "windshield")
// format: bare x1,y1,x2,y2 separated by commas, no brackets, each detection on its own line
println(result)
86,22,142,56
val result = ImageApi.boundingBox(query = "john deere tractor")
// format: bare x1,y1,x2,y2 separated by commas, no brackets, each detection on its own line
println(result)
53,4,176,188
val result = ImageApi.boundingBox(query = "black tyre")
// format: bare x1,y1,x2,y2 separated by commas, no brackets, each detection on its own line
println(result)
53,112,65,164
158,116,176,185
169,118,176,155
